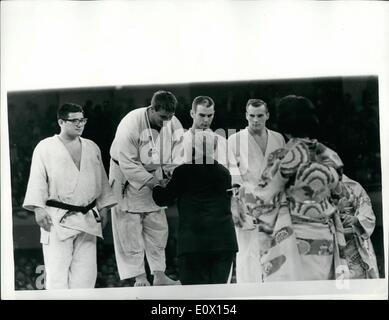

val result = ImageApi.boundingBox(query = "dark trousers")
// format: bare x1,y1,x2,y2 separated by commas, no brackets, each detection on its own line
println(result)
178,251,234,285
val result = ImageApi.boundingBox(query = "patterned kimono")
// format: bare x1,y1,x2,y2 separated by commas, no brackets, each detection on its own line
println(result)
334,175,379,279
234,138,349,281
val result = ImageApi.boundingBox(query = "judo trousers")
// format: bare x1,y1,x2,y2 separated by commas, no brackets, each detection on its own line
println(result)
42,230,97,289
112,207,168,279
235,227,262,283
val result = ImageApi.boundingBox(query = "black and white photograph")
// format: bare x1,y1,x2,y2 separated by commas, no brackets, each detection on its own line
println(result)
1,1,388,300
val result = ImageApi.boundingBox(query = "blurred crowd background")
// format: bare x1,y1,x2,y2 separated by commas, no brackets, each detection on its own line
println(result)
8,76,384,289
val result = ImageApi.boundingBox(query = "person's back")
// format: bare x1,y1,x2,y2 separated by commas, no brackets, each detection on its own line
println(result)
168,158,237,256
152,131,238,285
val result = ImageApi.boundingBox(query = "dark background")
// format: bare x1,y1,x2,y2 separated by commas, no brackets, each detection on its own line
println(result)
8,75,384,289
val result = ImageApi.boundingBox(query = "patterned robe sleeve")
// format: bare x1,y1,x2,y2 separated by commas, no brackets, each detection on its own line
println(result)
242,147,288,218
354,184,376,240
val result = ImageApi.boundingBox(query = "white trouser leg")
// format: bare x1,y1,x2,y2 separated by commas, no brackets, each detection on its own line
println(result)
235,227,261,283
111,206,145,279
143,210,168,274
42,229,73,289
68,232,97,288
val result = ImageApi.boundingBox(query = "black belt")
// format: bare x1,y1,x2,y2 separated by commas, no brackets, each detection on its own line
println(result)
46,199,100,223
111,158,129,195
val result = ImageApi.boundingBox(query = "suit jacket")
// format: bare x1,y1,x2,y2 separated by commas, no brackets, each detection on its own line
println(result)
152,157,238,256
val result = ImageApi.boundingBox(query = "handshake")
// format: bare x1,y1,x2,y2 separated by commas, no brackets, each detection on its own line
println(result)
227,184,256,229
226,183,242,197
145,176,170,189
157,178,170,188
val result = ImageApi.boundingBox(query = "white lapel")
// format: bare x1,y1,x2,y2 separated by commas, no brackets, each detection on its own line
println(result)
247,128,266,164
55,135,80,193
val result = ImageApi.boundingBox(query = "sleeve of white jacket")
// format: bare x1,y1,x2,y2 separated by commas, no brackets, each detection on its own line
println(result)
227,135,243,186
95,146,118,211
23,142,49,211
215,132,228,168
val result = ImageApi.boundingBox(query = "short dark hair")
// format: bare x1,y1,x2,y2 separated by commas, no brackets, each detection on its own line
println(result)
57,103,84,120
192,96,215,112
277,95,319,138
151,90,178,113
246,99,268,112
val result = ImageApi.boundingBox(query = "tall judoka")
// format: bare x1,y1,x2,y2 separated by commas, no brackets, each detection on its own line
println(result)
109,90,184,286
227,99,285,283
23,103,117,289
183,96,227,167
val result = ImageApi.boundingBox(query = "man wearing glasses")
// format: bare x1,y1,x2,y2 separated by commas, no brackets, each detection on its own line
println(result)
23,103,117,289
109,90,184,286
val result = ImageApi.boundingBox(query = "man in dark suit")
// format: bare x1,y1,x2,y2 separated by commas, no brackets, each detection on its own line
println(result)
152,130,238,285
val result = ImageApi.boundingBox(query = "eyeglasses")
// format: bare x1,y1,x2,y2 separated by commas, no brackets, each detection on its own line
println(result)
62,118,88,125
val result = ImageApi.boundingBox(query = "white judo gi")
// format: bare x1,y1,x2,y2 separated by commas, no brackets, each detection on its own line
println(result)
227,128,285,283
182,129,228,167
109,107,184,280
23,135,117,289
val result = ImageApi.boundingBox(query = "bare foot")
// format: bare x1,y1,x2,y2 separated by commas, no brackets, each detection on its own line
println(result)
153,272,181,286
134,274,150,287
